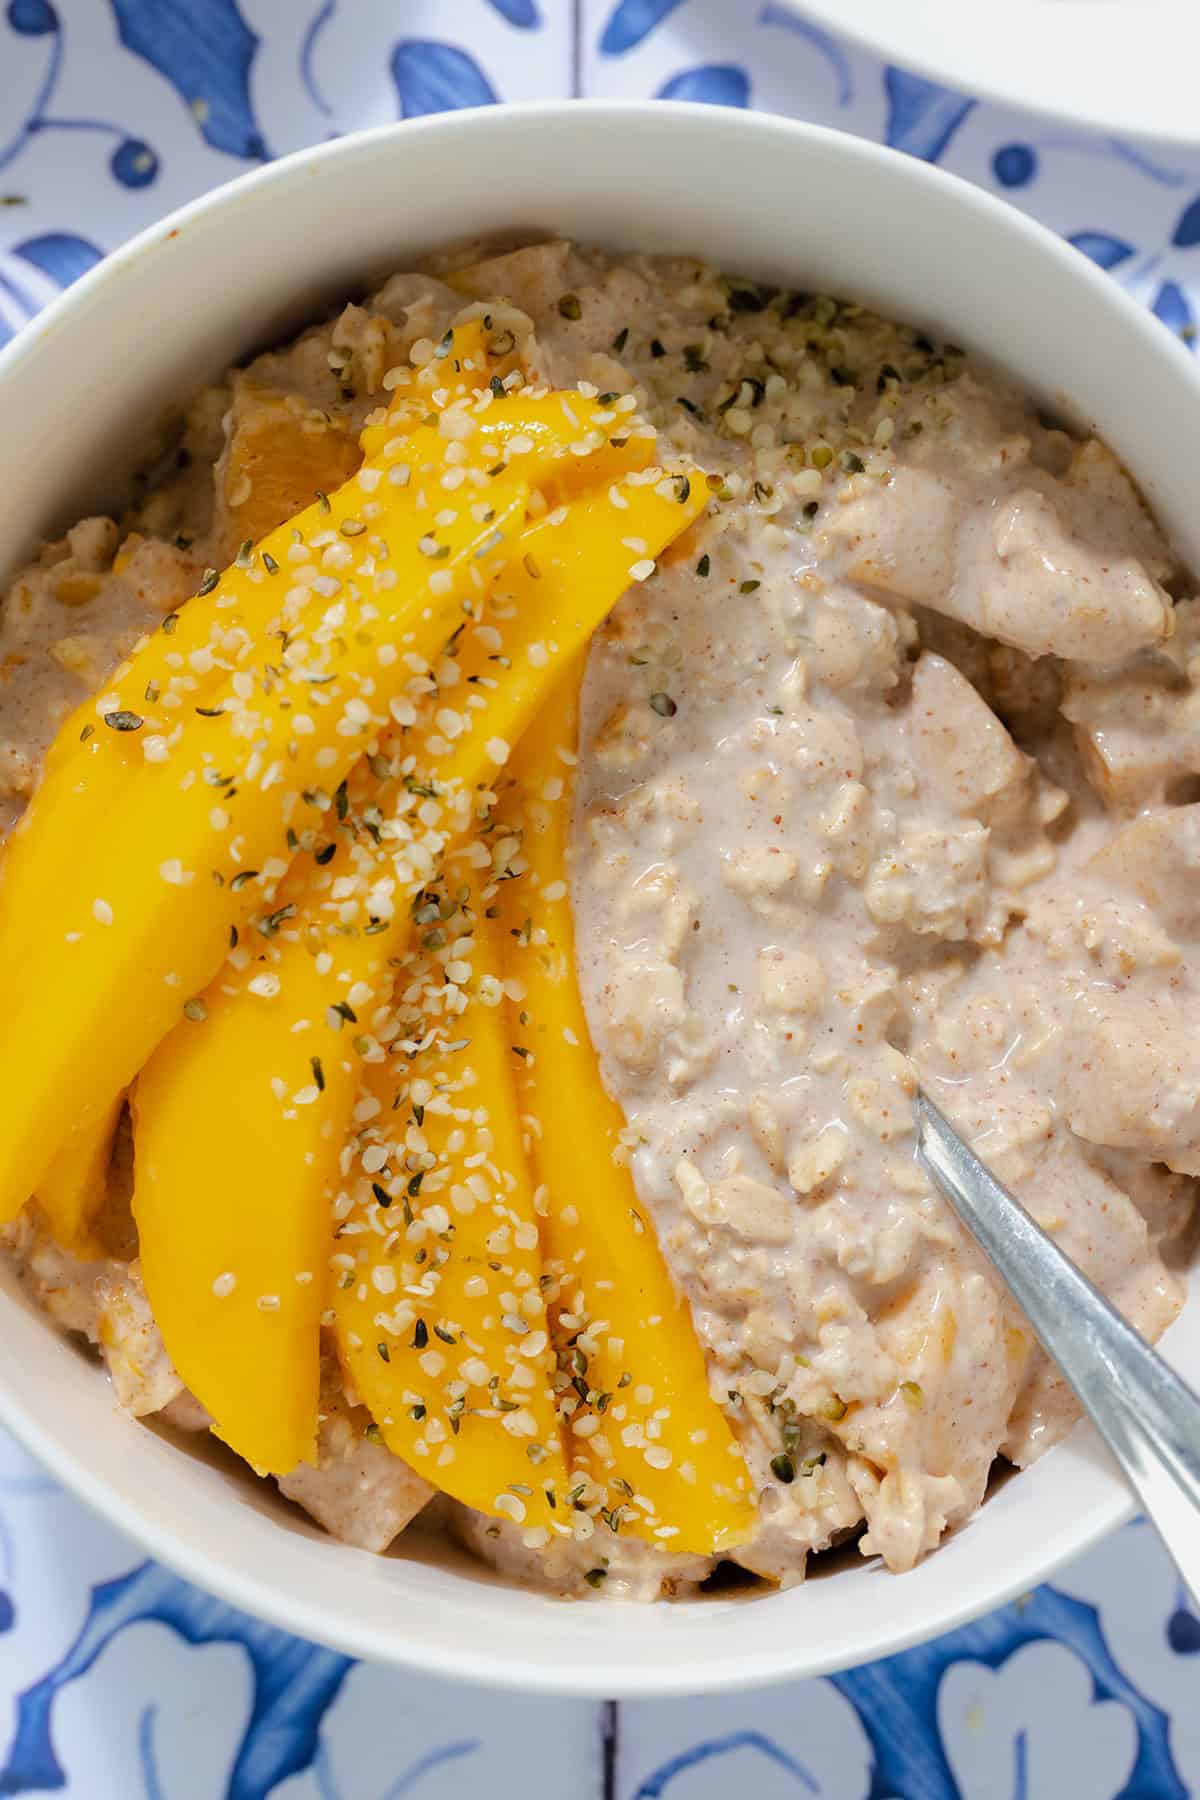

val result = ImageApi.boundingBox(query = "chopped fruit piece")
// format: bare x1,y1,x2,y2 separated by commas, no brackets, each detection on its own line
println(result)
276,1355,435,1550
334,876,568,1527
216,378,362,556
36,1093,122,1261
501,669,756,1555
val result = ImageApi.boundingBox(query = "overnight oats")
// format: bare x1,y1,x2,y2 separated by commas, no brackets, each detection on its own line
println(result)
0,239,1194,1599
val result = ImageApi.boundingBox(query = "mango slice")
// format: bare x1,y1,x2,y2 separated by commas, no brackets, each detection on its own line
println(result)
334,877,568,1528
36,1094,123,1261
362,315,521,452
131,948,341,1474
131,460,707,1476
218,379,363,555
502,670,756,1556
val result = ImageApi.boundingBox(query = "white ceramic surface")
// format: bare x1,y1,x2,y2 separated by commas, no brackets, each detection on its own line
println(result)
788,0,1200,144
0,99,1197,1699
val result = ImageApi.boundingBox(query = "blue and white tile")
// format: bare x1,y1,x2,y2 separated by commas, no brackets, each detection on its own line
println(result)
273,1664,601,1800
2,1,1200,1794
617,1676,875,1798
616,1524,1199,1799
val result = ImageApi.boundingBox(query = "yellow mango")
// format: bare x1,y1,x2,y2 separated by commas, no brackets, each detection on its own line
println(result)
364,380,655,502
132,948,339,1473
0,723,127,941
36,1093,123,1260
130,456,708,1480
368,304,658,504
334,877,567,1526
217,379,363,556
362,315,521,453
502,670,756,1556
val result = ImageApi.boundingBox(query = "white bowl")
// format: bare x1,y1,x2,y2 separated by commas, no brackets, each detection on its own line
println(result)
787,0,1200,145
0,101,1196,1697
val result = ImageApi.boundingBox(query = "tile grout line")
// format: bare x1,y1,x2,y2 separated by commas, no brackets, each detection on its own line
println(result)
602,1696,618,1800
572,0,584,98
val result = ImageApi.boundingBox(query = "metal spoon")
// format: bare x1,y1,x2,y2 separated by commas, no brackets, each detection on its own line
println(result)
916,1088,1200,1607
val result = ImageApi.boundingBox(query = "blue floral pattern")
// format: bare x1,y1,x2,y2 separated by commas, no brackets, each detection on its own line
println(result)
111,0,266,160
2,0,1200,1792
391,40,500,117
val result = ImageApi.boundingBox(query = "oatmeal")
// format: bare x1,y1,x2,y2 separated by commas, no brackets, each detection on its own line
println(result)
0,240,1193,1597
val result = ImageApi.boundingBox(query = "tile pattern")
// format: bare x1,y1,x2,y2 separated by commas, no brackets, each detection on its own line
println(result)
1,2,1199,1793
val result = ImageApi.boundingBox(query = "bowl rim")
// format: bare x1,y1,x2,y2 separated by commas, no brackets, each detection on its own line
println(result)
0,1368,1136,1696
5,97,1193,402
0,97,1177,1693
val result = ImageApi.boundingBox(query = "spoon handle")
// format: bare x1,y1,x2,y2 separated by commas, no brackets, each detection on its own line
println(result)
917,1090,1200,1608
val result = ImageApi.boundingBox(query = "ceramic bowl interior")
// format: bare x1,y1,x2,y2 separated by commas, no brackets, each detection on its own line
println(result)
1,101,1196,1695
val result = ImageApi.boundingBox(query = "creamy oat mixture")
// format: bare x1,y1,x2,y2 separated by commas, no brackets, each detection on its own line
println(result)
2,240,1196,1597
